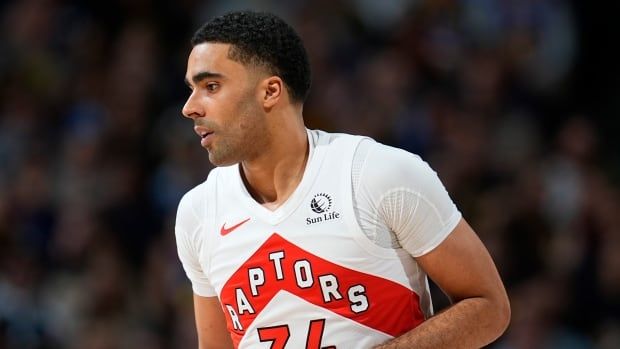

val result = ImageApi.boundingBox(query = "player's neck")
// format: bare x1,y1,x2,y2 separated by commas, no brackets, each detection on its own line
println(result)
240,114,308,210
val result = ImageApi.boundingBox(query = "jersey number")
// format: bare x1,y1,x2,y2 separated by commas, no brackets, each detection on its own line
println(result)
257,319,336,349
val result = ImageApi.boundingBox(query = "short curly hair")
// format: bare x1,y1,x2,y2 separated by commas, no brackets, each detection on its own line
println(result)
191,11,311,103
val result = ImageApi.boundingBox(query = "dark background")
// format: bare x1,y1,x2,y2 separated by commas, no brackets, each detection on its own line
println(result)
0,0,618,348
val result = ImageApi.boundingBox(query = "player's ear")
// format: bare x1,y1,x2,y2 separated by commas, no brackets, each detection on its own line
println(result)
261,76,283,108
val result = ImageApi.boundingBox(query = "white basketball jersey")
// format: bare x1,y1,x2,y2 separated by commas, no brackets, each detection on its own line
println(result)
199,130,430,348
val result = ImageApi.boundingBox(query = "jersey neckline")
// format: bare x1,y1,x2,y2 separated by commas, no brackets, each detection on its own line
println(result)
231,129,327,225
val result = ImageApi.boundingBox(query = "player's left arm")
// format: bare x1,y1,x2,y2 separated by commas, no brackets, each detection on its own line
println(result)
374,218,510,348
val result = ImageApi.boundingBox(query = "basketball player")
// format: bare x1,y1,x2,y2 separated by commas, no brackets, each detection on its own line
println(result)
176,11,510,349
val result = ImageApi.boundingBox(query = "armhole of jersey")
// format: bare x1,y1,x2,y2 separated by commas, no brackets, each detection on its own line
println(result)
340,137,402,260
200,169,219,285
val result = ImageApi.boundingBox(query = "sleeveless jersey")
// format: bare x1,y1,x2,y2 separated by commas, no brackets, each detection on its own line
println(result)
190,130,432,348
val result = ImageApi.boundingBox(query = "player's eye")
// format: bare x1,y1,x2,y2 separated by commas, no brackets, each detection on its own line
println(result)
206,83,219,92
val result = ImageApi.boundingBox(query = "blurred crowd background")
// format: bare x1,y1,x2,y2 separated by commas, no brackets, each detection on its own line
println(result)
1,0,619,348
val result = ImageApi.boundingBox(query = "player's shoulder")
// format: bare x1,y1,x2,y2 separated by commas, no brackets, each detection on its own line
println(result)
356,139,440,191
308,128,367,148
177,164,237,213
177,178,208,221
361,137,427,169
180,179,207,202
370,141,426,169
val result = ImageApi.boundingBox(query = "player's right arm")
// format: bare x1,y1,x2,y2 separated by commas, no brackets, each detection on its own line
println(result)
355,142,509,348
175,183,232,348
194,294,233,349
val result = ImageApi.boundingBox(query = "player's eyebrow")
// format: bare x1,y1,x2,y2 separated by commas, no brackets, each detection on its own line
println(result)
184,71,225,87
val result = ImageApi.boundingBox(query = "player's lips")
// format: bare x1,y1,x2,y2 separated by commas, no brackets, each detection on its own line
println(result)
194,125,214,146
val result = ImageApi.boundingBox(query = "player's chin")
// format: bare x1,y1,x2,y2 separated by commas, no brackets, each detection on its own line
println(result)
207,151,238,167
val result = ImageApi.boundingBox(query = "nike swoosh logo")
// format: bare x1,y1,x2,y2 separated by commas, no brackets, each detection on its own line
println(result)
220,218,251,236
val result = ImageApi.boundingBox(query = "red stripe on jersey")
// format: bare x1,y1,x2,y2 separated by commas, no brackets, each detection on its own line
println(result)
220,233,424,347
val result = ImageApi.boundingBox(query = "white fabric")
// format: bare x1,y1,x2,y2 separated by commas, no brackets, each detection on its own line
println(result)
174,130,462,347
176,131,461,296
175,181,216,296
352,138,461,256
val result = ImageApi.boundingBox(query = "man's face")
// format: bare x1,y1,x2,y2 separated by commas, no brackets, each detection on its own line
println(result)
183,42,268,166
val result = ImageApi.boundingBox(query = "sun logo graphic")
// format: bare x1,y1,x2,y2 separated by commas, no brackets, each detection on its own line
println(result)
310,193,332,213
307,193,339,225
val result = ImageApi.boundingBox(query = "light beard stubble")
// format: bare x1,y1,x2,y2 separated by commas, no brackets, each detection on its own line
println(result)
206,99,268,167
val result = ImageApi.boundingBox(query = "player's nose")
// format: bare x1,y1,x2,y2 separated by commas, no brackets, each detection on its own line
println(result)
182,92,204,119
